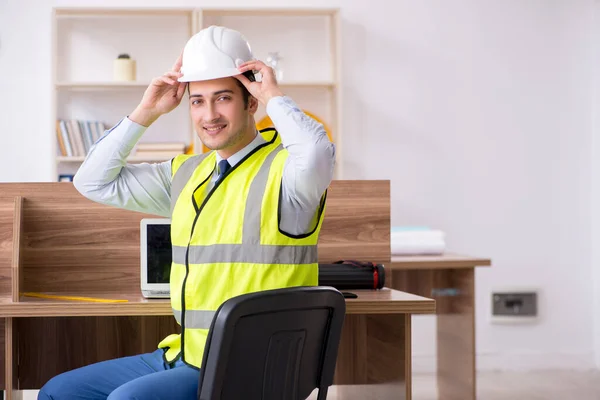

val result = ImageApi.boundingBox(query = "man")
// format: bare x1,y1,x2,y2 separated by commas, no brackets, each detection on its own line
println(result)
38,25,335,400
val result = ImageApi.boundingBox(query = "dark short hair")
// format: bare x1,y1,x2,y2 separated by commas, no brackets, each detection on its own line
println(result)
235,70,255,109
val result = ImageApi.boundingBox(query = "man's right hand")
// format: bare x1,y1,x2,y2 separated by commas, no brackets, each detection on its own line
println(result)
129,53,187,127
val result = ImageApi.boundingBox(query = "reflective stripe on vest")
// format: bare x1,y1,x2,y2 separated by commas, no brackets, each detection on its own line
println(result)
171,152,212,214
172,309,215,328
171,243,317,266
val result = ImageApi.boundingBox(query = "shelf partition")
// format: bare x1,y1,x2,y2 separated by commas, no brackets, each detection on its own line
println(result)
4,197,23,399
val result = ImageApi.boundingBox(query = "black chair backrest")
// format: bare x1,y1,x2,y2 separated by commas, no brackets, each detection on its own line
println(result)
197,286,346,400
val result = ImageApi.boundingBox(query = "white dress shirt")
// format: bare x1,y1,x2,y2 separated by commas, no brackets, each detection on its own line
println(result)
73,96,336,235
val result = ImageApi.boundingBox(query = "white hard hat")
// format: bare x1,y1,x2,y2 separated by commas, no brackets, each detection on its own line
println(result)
178,25,254,82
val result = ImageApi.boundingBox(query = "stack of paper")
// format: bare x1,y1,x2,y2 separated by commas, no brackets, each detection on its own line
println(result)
391,226,445,255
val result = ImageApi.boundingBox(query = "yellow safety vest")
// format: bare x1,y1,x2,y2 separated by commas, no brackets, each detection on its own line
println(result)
157,128,327,368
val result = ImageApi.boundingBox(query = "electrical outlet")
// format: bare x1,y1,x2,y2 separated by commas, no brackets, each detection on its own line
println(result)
491,290,538,324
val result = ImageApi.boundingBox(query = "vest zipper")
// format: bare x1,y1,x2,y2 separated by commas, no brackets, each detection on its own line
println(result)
181,165,234,364
179,131,279,365
179,170,213,365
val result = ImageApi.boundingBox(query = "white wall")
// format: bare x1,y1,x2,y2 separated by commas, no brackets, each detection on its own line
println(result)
592,0,600,370
389,0,596,371
1,0,598,374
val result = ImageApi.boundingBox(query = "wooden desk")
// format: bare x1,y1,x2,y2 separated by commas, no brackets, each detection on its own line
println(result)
0,289,434,400
0,181,435,400
389,253,492,400
0,289,434,318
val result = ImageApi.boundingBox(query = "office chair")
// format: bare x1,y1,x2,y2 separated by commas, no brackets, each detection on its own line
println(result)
197,286,346,400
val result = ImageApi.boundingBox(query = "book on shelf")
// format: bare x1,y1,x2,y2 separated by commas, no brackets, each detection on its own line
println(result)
56,119,106,157
58,174,74,182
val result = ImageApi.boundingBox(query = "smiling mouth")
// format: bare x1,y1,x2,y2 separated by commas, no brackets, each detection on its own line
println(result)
204,124,227,135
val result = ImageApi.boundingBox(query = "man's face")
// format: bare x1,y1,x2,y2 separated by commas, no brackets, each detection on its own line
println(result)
188,77,256,154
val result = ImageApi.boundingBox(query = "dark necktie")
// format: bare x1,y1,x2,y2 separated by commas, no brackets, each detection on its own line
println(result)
217,159,231,181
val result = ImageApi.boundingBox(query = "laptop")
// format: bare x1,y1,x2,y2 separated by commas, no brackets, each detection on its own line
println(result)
140,218,172,298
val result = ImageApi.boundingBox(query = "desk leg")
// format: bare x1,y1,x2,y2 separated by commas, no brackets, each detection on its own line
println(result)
391,268,476,400
436,268,475,400
1,319,4,392
333,314,411,400
4,318,23,400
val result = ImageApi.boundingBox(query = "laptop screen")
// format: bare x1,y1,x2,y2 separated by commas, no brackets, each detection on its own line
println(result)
146,223,172,284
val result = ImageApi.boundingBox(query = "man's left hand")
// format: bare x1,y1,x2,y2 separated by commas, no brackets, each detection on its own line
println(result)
235,60,284,105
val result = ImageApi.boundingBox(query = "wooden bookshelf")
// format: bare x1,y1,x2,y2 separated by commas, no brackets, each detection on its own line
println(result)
52,7,343,180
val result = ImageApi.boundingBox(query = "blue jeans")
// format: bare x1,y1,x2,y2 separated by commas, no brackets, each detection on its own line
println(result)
37,349,199,400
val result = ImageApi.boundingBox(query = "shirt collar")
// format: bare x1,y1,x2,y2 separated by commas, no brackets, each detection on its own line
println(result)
215,130,266,172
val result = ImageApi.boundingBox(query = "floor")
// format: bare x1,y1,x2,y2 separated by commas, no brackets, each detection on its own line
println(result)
19,370,600,399
412,370,600,400
304,370,600,399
